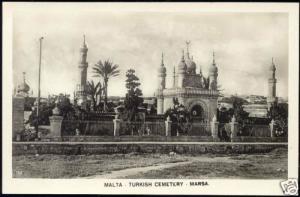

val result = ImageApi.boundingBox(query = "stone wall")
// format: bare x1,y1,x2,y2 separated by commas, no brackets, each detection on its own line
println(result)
41,135,214,142
12,97,25,141
12,142,287,156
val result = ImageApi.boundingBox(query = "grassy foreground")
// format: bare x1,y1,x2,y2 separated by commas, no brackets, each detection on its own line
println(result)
13,148,287,179
125,148,288,179
13,153,188,178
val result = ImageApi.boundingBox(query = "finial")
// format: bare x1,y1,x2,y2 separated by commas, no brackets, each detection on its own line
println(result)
212,51,216,65
83,34,86,45
161,52,164,66
181,49,185,61
185,40,191,58
173,66,176,74
199,65,202,74
22,72,26,82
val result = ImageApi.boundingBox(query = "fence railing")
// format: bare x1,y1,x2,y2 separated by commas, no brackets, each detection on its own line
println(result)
61,120,114,136
238,124,271,137
119,121,165,136
57,119,287,140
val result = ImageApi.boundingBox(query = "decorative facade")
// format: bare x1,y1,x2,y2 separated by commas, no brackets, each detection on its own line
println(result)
75,35,89,109
267,58,278,109
156,42,219,122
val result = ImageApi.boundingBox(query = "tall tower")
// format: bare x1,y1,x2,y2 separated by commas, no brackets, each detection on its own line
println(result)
157,53,166,114
173,66,176,88
177,50,187,88
267,58,278,109
76,35,89,109
209,52,218,90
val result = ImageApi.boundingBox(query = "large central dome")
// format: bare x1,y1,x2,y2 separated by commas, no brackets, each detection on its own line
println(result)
186,56,196,74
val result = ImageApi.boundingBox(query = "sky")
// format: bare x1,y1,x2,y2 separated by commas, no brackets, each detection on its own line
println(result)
12,4,288,99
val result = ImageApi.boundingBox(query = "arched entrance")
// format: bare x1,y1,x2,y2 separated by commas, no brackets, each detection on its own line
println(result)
190,105,204,121
187,100,209,122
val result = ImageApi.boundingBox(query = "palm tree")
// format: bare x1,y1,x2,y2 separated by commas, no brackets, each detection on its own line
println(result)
93,60,120,111
86,80,102,111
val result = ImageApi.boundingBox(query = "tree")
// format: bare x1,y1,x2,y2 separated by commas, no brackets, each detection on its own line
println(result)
231,96,249,123
93,60,120,111
268,102,288,136
164,98,191,136
26,94,76,140
217,96,249,124
123,69,144,121
86,80,103,111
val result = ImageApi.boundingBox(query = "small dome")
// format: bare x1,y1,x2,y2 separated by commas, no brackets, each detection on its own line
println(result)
158,66,166,74
269,63,276,71
209,64,218,73
178,59,187,71
17,81,30,93
186,58,196,73
269,58,276,71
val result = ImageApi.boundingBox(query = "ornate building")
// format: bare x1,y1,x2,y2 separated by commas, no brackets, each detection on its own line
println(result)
156,42,219,122
267,58,278,109
75,35,89,109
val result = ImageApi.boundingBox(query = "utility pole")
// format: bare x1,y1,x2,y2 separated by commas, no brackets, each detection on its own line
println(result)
36,37,44,135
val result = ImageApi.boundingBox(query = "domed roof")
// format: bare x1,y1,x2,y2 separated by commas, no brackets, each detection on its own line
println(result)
269,58,276,71
209,52,218,73
178,50,187,71
17,72,30,93
186,57,196,73
209,64,218,73
158,53,166,74
17,82,30,93
158,66,166,73
178,59,187,71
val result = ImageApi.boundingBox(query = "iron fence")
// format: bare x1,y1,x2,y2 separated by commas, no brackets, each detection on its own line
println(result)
238,124,271,137
218,123,231,141
61,120,114,136
170,122,211,136
119,121,165,136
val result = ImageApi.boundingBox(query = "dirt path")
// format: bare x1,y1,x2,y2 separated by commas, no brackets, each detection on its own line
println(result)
81,156,237,179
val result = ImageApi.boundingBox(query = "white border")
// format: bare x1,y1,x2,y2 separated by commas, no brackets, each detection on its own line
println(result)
2,2,299,195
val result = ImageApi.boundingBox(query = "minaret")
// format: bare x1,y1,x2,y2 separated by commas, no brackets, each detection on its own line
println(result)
156,52,166,114
76,35,89,109
173,66,176,88
186,41,190,59
177,50,187,88
158,53,166,90
199,65,203,77
267,58,278,109
209,51,218,90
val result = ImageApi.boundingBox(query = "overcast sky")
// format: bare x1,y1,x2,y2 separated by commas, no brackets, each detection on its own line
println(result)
12,4,288,99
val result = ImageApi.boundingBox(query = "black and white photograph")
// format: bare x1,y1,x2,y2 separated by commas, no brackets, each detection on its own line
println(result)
2,2,299,195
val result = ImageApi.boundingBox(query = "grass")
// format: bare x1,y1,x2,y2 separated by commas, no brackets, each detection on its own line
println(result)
124,148,288,179
12,148,287,179
12,153,188,178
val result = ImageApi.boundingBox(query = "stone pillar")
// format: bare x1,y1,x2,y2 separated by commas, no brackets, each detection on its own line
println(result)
12,96,25,141
269,119,275,137
210,115,219,141
230,115,239,142
165,116,172,137
113,118,121,137
49,105,63,138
